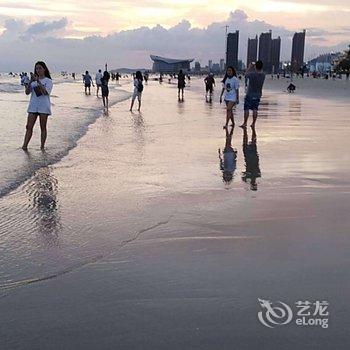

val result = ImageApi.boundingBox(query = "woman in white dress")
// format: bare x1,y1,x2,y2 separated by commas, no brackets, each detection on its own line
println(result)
220,66,240,129
22,61,53,151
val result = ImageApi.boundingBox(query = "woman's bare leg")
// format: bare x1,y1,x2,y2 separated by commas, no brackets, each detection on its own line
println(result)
224,102,234,128
39,114,48,150
130,96,135,111
22,113,38,150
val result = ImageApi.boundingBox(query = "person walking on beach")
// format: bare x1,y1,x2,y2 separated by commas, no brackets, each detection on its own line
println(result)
177,70,186,100
101,70,110,110
220,66,240,129
95,69,103,97
130,71,143,112
22,61,53,151
204,73,215,100
83,71,94,95
240,60,265,128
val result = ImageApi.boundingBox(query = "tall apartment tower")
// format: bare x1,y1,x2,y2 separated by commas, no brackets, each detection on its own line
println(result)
219,58,225,72
258,30,272,73
226,30,239,70
246,35,258,68
291,30,306,72
270,36,281,74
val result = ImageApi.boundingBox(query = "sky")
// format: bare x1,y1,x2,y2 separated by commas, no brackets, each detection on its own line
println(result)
0,0,349,71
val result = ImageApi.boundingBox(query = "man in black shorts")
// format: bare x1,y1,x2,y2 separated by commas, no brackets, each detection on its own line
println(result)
204,73,215,100
240,60,265,128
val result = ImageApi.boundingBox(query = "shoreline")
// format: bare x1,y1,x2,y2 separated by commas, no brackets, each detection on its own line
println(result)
1,78,350,349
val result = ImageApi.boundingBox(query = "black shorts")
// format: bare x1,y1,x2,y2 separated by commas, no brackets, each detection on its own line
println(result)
85,83,91,88
206,84,213,93
101,86,109,97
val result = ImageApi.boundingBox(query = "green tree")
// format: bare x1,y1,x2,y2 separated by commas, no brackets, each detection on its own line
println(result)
336,46,350,72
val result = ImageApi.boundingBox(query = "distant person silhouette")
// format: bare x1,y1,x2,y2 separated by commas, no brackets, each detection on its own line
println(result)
177,69,186,101
95,69,103,96
130,71,143,112
204,73,215,100
101,70,110,110
83,71,94,95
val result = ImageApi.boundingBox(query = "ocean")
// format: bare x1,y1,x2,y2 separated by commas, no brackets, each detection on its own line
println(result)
0,73,131,197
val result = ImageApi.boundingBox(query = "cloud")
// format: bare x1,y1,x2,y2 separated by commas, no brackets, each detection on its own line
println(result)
0,10,348,72
1,17,68,41
23,18,68,38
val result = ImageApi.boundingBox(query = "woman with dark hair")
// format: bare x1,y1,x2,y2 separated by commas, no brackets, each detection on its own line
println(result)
101,70,110,110
220,66,240,129
130,71,143,112
22,61,53,150
177,69,186,100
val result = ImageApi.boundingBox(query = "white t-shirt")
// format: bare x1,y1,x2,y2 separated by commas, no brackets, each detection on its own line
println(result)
27,77,53,115
223,76,239,102
95,72,102,85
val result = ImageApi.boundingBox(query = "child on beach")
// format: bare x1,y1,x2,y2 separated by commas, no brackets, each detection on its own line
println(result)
130,71,143,112
240,60,265,128
22,61,53,151
220,66,240,129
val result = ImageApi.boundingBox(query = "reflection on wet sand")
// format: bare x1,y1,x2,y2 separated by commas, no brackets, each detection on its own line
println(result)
131,112,146,165
26,166,60,246
242,127,261,191
218,126,237,185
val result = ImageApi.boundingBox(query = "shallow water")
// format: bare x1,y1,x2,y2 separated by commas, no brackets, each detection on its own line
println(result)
0,74,131,197
0,78,350,349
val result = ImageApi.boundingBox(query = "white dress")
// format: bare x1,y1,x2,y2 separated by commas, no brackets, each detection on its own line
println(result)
27,77,53,115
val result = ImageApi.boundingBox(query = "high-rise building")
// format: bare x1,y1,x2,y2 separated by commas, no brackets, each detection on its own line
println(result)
220,58,225,72
226,30,239,69
208,60,213,71
247,35,258,68
291,30,306,73
258,30,272,73
271,37,281,74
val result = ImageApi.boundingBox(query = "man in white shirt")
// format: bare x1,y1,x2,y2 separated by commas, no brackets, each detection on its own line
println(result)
95,69,103,97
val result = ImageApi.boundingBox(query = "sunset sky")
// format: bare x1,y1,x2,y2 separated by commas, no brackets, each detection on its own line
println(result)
0,0,349,70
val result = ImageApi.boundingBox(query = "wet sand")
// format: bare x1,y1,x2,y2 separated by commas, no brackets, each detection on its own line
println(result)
0,79,350,349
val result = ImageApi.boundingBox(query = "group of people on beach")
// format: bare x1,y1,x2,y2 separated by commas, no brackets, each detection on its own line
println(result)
20,59,265,153
82,66,110,109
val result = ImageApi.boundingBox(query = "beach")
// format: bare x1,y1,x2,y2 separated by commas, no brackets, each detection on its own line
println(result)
0,76,350,349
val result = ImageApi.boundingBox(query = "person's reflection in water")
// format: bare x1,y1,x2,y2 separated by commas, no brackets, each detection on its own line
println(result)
242,126,261,191
27,166,61,246
218,126,237,185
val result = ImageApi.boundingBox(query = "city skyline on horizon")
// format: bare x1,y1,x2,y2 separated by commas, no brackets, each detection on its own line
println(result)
0,2,349,71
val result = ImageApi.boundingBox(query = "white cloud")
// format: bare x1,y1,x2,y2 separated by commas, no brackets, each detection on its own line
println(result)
0,10,348,72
